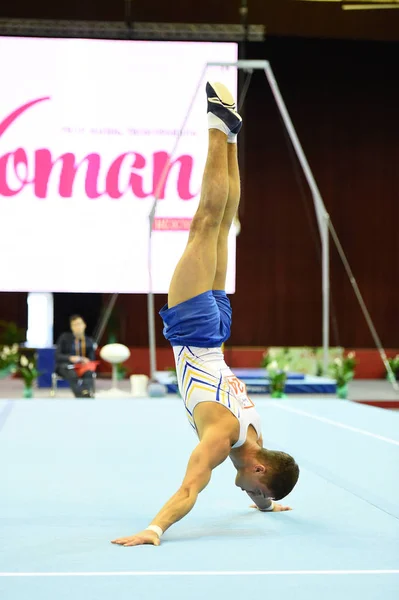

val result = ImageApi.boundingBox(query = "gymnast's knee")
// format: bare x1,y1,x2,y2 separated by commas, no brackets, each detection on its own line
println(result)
190,212,221,237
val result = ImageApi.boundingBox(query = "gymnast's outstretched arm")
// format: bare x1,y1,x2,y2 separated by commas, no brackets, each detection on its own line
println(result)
111,430,231,547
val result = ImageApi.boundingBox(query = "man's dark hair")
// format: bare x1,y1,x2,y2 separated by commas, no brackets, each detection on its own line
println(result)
258,449,300,501
69,314,84,324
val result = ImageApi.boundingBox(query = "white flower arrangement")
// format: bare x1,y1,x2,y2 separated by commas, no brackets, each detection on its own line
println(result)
268,360,279,371
329,351,357,392
262,349,293,398
20,355,29,367
18,355,40,390
0,344,20,376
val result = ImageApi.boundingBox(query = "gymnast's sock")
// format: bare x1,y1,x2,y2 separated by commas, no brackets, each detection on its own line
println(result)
207,112,230,137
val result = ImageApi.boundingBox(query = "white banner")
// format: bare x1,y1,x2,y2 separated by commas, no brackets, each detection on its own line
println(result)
0,38,237,293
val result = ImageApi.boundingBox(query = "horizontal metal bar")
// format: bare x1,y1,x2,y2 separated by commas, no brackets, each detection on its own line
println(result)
342,4,399,8
207,60,269,69
0,19,265,42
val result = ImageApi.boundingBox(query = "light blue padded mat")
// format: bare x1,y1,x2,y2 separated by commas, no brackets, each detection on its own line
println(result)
1,398,398,599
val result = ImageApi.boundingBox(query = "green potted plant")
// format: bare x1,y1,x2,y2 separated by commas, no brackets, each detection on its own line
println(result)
17,354,40,398
0,344,19,378
262,348,292,398
329,352,356,399
267,361,290,398
386,355,399,382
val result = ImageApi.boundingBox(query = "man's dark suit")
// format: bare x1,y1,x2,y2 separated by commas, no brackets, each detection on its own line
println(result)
55,333,96,397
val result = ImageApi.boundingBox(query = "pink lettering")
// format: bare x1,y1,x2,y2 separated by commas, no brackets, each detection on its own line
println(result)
0,97,50,138
0,149,31,196
106,153,131,199
153,152,196,200
0,98,197,201
105,152,151,200
34,151,103,199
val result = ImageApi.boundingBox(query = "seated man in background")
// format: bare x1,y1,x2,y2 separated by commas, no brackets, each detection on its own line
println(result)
55,315,96,398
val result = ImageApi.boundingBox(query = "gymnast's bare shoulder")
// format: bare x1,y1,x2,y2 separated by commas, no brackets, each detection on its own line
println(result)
193,400,241,446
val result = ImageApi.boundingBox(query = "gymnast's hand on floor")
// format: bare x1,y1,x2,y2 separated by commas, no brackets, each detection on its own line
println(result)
250,502,292,512
111,530,161,547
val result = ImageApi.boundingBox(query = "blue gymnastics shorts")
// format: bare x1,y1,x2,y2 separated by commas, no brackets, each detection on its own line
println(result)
159,290,232,347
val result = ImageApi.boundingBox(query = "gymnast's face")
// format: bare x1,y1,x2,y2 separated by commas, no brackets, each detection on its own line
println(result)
235,468,269,497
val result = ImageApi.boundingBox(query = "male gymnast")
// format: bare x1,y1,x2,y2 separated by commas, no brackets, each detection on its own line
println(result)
112,82,299,547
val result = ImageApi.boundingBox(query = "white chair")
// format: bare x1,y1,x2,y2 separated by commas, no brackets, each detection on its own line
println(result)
50,371,97,398
51,341,98,397
98,343,131,397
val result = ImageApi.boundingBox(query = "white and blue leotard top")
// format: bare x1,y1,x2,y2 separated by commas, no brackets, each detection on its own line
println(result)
173,345,262,449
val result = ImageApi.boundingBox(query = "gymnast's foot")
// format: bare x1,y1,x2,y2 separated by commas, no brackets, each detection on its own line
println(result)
206,81,242,137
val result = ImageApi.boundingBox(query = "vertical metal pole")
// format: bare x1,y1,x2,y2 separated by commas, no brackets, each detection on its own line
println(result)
263,62,330,372
147,226,157,381
94,293,118,345
322,214,330,373
147,290,157,381
125,0,133,30
237,0,249,238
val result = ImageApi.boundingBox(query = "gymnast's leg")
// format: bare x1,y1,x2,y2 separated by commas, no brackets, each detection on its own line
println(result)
167,83,241,309
212,142,241,292
167,131,229,308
